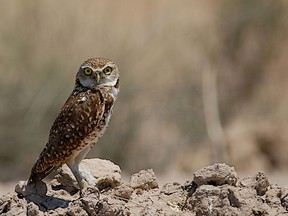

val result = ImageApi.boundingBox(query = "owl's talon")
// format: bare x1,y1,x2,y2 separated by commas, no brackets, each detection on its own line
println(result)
80,185,100,198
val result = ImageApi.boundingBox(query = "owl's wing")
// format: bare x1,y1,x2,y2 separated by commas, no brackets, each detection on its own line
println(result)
28,89,113,185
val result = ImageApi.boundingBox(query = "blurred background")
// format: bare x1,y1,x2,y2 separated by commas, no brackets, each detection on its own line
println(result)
1,0,288,185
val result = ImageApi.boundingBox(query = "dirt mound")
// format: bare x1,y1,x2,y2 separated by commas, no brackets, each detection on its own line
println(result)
1,159,288,215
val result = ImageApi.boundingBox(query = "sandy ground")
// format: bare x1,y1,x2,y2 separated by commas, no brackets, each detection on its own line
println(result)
1,159,288,215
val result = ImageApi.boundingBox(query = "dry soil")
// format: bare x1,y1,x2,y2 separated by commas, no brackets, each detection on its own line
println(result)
1,159,288,215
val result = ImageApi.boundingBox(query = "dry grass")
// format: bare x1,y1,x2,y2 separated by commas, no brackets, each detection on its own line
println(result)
0,0,288,181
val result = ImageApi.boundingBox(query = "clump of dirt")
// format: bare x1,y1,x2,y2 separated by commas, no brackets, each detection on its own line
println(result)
1,159,288,215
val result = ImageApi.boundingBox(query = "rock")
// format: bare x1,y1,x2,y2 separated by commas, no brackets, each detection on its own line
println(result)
15,180,47,197
1,161,288,215
193,163,237,186
161,182,182,195
27,201,43,216
114,184,134,201
83,158,122,190
55,158,121,191
188,184,226,215
79,188,101,215
254,172,270,196
129,169,158,190
93,197,131,216
54,166,79,192
239,176,255,188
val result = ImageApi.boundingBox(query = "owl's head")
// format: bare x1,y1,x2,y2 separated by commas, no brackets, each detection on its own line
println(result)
76,58,119,90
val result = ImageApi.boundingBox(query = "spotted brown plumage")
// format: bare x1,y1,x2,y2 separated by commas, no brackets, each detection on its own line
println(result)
28,58,119,194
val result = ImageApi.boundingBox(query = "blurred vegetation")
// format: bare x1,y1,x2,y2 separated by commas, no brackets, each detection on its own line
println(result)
0,0,288,181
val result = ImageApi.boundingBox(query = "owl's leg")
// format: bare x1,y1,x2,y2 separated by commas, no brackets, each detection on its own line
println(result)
74,145,97,186
66,159,99,197
66,146,98,196
66,160,87,191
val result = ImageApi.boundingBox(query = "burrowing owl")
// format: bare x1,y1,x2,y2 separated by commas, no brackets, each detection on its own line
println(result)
28,57,119,194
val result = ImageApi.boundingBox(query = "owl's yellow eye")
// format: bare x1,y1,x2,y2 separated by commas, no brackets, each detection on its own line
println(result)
103,66,112,75
84,67,92,76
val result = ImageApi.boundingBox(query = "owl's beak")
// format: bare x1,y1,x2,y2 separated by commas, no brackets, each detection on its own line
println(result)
96,73,101,83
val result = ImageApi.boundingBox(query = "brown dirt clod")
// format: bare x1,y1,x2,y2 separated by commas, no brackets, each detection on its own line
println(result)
0,159,287,215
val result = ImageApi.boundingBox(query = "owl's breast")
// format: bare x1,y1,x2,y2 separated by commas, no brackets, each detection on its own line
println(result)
81,91,115,148
53,89,116,156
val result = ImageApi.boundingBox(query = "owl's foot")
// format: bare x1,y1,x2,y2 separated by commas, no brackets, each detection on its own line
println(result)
67,160,99,197
79,180,100,198
79,165,97,186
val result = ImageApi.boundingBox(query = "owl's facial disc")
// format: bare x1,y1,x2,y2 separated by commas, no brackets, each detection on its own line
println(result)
77,65,97,88
77,61,119,89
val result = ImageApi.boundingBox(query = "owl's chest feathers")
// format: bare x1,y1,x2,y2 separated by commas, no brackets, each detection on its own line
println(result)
76,89,115,148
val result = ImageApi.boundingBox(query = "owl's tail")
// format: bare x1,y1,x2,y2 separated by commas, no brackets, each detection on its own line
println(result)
27,162,55,186
27,164,41,186
18,162,50,196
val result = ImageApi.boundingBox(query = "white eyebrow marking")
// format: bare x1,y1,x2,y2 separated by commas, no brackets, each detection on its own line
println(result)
80,65,95,71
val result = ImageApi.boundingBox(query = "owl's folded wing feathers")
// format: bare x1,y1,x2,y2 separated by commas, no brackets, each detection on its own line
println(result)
28,89,108,185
